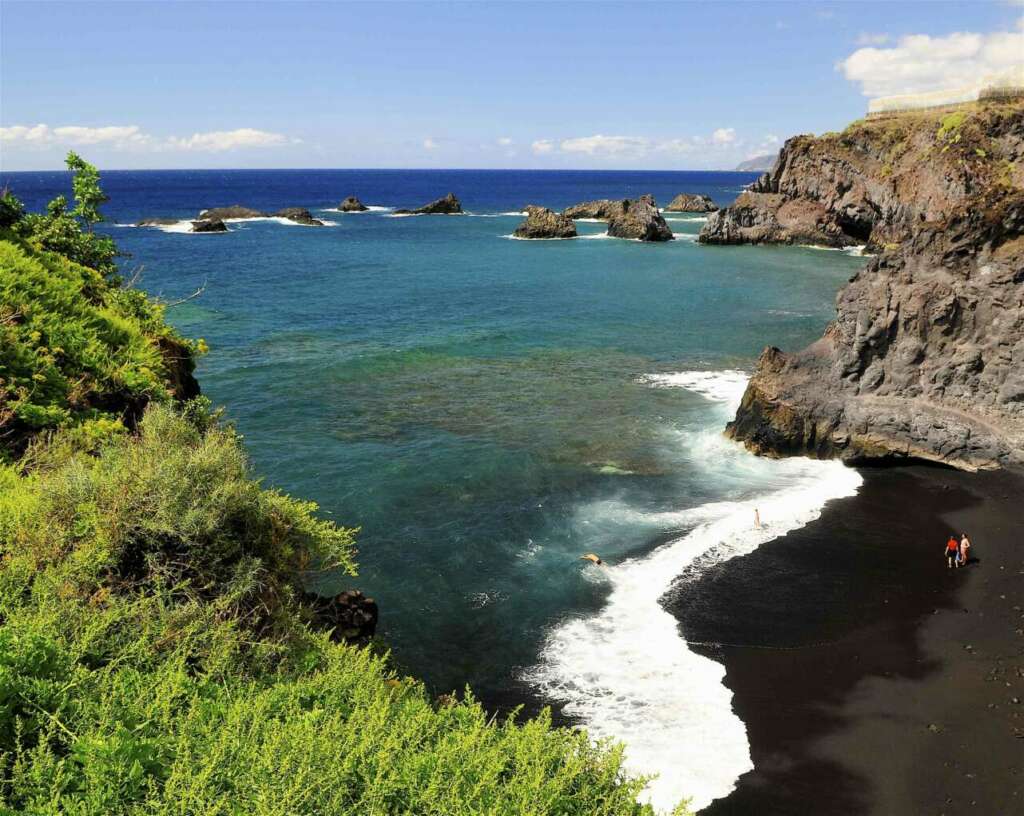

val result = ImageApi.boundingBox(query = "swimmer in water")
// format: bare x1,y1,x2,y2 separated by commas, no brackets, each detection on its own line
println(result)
580,553,604,566
754,508,762,529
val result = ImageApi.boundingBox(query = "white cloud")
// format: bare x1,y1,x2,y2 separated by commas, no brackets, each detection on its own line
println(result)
711,127,736,145
167,128,287,151
531,139,554,154
559,134,649,157
423,137,438,150
856,32,890,47
838,20,1024,98
497,137,513,146
0,124,150,148
1,124,292,153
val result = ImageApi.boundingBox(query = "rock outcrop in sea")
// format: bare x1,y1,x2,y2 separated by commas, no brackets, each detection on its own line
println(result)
138,217,181,227
715,98,1024,470
339,196,369,212
394,193,462,215
561,199,628,220
607,194,674,242
272,207,325,226
664,193,718,212
190,218,228,233
199,205,266,221
513,205,577,239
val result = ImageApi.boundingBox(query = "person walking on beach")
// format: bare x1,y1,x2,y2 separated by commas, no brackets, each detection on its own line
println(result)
945,536,960,569
959,532,972,566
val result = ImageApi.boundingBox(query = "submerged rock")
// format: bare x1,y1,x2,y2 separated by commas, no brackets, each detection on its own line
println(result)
606,194,674,242
562,199,629,220
197,205,267,220
190,218,228,233
394,192,462,215
338,196,369,212
513,205,577,239
664,193,718,212
723,98,1024,470
273,207,325,226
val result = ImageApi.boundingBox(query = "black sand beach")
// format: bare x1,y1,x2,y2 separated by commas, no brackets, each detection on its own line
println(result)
668,465,1024,815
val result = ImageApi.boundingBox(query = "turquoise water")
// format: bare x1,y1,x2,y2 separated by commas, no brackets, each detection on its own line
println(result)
4,169,867,809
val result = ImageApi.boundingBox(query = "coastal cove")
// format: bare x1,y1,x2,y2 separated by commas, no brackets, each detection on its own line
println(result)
2,167,879,810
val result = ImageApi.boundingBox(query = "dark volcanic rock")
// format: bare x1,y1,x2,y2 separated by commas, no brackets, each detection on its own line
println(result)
700,191,854,246
338,196,369,212
606,194,674,242
562,199,629,220
305,589,379,645
723,99,1024,470
198,205,267,220
664,193,718,212
394,192,462,215
138,217,181,226
513,205,577,239
273,207,325,226
190,219,228,233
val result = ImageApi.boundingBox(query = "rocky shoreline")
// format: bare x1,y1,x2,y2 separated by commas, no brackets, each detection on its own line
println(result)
702,99,1024,470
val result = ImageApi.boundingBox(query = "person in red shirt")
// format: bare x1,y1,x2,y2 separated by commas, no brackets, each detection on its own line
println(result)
945,536,960,569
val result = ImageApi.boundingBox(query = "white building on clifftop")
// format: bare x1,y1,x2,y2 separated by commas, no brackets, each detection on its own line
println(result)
868,66,1024,116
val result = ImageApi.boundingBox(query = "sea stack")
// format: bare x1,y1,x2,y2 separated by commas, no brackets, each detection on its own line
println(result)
664,193,718,213
273,207,325,226
561,199,629,220
513,205,577,239
606,194,674,241
339,196,369,212
394,193,463,215
190,218,228,233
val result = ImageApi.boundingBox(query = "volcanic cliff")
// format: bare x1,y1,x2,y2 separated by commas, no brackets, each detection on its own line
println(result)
702,99,1024,470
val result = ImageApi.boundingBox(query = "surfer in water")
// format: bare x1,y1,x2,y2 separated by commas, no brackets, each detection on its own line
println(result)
580,553,604,567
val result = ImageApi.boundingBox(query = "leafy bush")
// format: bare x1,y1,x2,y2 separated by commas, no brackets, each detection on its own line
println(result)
0,406,669,815
0,227,198,459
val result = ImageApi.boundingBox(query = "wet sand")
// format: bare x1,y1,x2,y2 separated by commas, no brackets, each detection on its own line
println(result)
667,465,1024,815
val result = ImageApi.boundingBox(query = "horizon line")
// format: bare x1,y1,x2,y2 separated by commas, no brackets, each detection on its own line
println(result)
0,166,763,175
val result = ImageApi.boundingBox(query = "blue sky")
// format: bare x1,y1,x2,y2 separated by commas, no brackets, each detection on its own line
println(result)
2,0,1022,170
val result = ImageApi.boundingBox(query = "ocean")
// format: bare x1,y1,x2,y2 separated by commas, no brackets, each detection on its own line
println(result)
2,168,867,812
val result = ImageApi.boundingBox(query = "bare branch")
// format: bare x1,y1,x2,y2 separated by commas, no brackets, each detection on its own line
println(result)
162,279,208,308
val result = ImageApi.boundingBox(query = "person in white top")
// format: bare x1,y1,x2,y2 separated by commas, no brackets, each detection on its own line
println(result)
959,532,972,566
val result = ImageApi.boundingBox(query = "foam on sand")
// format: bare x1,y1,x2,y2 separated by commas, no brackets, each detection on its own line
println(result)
526,371,863,813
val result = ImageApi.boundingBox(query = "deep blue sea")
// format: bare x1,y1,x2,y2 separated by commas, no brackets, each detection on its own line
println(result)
2,168,867,811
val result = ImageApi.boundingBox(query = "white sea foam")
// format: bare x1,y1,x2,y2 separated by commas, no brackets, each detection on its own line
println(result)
222,216,337,228
639,369,750,411
131,219,201,234
796,243,868,257
663,215,709,223
526,370,863,813
320,205,393,214
466,211,527,218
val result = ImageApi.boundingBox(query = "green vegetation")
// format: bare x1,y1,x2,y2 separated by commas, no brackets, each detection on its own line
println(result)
0,154,202,460
0,157,678,815
937,111,967,143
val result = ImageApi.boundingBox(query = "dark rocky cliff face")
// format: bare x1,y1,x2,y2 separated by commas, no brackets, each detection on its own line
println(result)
715,100,1024,470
